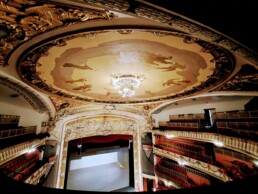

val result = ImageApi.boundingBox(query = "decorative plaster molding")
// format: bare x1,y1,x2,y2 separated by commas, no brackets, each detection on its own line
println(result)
65,116,137,141
153,131,258,159
24,161,55,185
0,0,115,66
17,29,235,104
0,75,49,113
0,137,48,166
141,173,155,180
154,171,182,189
154,147,232,182
74,0,258,65
57,116,142,189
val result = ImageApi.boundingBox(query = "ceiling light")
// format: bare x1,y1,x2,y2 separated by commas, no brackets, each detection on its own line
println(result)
213,141,224,147
27,148,36,153
178,161,187,166
112,75,144,97
253,161,258,167
165,134,174,138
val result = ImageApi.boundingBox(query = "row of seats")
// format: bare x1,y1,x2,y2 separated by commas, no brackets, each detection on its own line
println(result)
19,160,46,182
157,110,258,141
155,165,192,188
0,126,37,139
160,160,187,175
0,153,38,176
0,114,20,130
160,158,210,179
215,110,258,119
160,136,206,153
157,144,214,165
216,121,258,130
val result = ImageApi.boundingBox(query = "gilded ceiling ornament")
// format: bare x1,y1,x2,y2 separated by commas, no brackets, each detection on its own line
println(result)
117,29,133,34
80,0,258,65
215,64,258,91
65,117,137,141
81,0,130,11
49,96,85,111
0,0,114,66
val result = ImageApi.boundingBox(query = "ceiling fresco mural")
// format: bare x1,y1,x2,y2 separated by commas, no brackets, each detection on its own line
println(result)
17,29,234,104
0,0,257,111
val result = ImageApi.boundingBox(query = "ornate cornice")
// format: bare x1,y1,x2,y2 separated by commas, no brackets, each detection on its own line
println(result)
74,0,258,65
24,161,55,185
0,75,49,113
215,64,258,91
54,103,153,130
64,116,137,141
0,0,114,66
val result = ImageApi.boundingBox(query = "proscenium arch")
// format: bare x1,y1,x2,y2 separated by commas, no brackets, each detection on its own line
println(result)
54,109,152,190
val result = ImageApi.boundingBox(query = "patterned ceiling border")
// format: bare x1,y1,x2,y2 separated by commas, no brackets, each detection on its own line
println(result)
0,0,115,66
61,103,145,115
0,75,49,114
17,28,235,104
49,96,87,112
215,64,258,91
75,0,258,65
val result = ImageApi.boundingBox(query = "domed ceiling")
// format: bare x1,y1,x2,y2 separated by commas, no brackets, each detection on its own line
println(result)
1,0,258,112
18,29,234,104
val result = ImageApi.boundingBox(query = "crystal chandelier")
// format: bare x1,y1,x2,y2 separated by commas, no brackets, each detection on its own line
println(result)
112,75,144,97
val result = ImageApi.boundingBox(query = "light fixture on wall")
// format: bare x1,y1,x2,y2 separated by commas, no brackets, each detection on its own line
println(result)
213,141,224,147
178,161,187,166
253,161,258,167
112,74,144,97
165,134,174,139
128,139,133,149
77,138,82,156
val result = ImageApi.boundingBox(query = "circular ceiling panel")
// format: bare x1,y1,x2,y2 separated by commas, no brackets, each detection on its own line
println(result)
18,29,235,104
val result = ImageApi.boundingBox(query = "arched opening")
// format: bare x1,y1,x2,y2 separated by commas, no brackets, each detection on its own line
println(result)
64,135,134,192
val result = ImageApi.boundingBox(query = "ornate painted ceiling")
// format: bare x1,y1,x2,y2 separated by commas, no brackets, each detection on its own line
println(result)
0,0,258,113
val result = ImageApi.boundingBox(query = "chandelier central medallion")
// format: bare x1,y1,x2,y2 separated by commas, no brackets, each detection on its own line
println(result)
112,75,144,97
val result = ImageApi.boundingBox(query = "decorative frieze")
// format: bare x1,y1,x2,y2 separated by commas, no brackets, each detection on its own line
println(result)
153,131,258,159
154,174,181,189
216,64,258,92
77,0,258,65
65,116,137,141
154,147,231,182
24,161,55,185
0,0,114,66
79,0,130,11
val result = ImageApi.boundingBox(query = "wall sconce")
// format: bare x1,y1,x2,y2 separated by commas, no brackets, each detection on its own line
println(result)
213,141,224,147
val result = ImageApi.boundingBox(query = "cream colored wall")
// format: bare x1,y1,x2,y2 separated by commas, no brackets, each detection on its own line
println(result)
0,100,50,133
152,96,254,127
1,102,49,124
